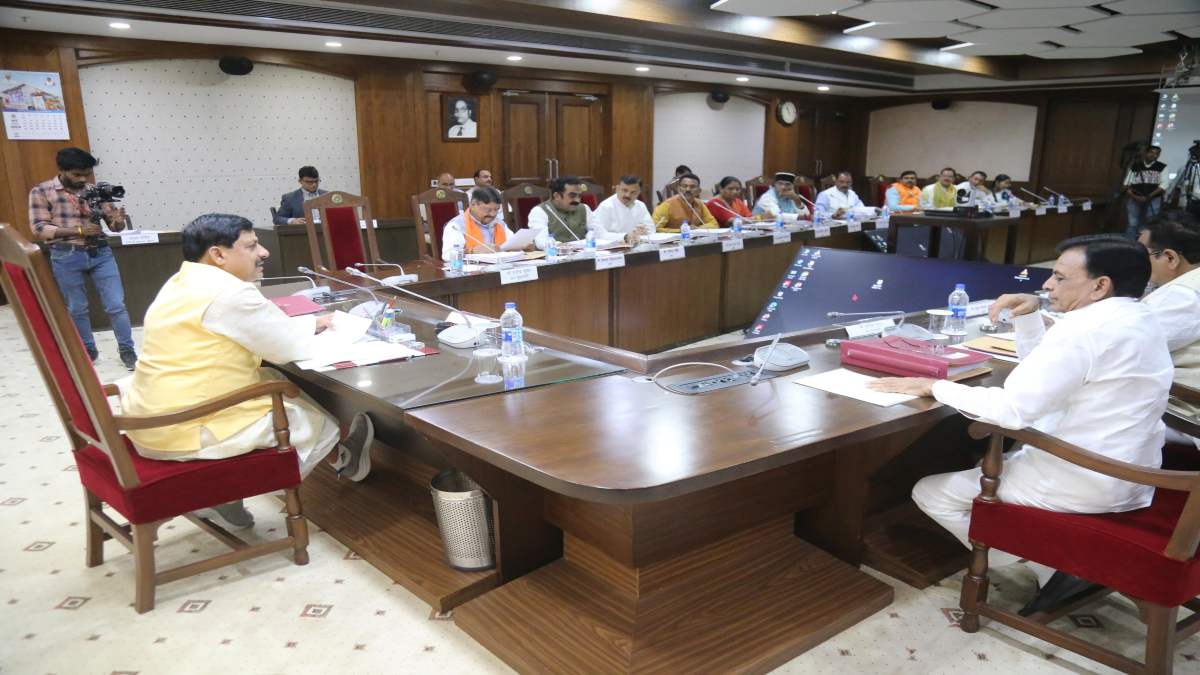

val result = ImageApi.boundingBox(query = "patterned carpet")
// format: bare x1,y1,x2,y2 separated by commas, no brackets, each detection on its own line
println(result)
0,306,1195,674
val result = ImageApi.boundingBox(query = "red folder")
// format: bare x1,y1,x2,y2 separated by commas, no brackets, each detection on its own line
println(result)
270,295,324,317
840,337,991,379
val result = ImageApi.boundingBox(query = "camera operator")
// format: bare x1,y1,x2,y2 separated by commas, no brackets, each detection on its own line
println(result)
1123,144,1168,240
1176,141,1200,220
28,147,137,370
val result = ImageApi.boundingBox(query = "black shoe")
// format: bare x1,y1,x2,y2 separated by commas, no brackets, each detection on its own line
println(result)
1018,571,1103,617
119,349,138,371
87,347,99,362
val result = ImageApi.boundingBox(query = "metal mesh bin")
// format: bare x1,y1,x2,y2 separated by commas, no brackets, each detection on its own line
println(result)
430,469,495,571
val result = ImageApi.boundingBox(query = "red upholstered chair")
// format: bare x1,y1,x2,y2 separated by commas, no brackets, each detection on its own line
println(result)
744,175,771,206
579,181,605,211
303,191,381,272
502,183,551,232
795,177,816,206
412,187,469,262
959,420,1200,673
869,176,892,207
0,223,309,613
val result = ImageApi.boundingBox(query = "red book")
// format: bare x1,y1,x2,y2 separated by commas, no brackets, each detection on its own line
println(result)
270,295,324,317
840,337,991,379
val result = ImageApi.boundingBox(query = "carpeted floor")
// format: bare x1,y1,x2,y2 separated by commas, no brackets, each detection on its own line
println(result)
1,306,1195,674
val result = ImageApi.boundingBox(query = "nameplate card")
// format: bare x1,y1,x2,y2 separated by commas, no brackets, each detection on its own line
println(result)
721,238,745,253
1035,205,1047,216
844,319,895,339
358,219,379,230
658,246,685,262
119,230,159,246
846,221,862,233
595,253,626,270
500,266,539,285
813,225,831,239
1008,205,1021,218
1081,200,1092,212
1056,204,1068,214
773,231,792,245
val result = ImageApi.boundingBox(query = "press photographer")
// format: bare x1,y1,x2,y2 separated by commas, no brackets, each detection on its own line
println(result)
28,147,138,370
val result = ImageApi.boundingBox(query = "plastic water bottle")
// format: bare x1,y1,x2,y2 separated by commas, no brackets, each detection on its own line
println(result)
945,283,969,343
731,217,743,238
813,210,824,228
545,235,559,263
500,302,525,361
502,358,526,391
449,243,464,274
585,229,596,252
880,206,890,230
846,209,856,227
680,220,691,242
774,215,784,231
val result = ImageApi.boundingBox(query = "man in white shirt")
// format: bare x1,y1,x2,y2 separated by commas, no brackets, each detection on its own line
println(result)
870,234,1172,615
814,171,864,219
956,170,994,207
441,187,517,259
527,176,593,249
753,172,810,220
123,214,375,529
591,175,654,243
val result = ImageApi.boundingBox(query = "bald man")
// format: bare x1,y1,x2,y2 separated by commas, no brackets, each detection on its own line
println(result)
436,173,455,191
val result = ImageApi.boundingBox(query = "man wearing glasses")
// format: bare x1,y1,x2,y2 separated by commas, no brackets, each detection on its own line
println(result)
1138,213,1200,392
272,166,326,226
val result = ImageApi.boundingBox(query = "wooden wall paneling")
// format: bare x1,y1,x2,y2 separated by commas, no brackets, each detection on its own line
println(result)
552,94,605,183
455,270,612,345
424,89,497,187
721,241,802,331
814,108,851,178
763,97,801,177
1037,100,1123,201
612,254,723,352
502,93,550,185
356,66,427,219
608,82,653,193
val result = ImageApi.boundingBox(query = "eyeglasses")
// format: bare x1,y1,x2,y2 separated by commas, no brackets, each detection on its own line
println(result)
1149,249,1165,258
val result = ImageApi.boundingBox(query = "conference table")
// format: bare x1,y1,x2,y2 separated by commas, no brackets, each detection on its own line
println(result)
277,240,1024,673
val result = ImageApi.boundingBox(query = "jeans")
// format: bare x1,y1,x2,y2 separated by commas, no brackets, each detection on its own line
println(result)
1125,195,1162,239
48,245,134,353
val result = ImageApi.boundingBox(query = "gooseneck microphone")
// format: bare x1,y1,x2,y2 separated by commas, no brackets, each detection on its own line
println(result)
749,333,780,387
346,267,488,348
354,261,418,284
257,275,316,289
1019,187,1049,204
297,266,382,305
345,267,469,326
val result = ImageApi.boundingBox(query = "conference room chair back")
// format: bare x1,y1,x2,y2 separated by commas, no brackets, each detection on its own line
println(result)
744,175,771,204
303,191,381,272
412,187,470,261
819,174,837,191
501,183,551,233
795,178,816,205
661,179,681,202
959,411,1200,675
0,223,311,614
869,176,894,207
578,181,605,211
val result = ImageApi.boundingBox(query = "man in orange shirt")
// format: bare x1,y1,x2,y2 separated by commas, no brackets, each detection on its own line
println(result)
440,187,515,257
885,170,921,212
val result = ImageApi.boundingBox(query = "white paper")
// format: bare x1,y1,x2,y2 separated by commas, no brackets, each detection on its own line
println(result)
500,266,539,284
499,227,539,251
844,318,896,339
1035,206,1047,216
644,232,680,244
989,331,1016,341
1057,205,1068,214
846,221,862,233
658,246,685,262
814,225,832,239
296,340,423,370
722,238,745,253
1082,200,1092,212
119,230,159,246
793,368,918,407
1008,205,1021,218
773,231,792,245
595,252,626,270
465,251,525,264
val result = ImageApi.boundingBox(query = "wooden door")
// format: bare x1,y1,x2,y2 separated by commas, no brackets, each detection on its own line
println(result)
552,94,605,183
813,109,849,178
502,93,550,185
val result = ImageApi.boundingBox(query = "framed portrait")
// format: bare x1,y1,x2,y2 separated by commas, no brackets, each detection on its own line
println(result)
443,94,479,142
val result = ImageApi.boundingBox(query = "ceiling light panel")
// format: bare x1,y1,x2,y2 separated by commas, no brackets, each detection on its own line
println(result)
841,1,986,23
983,0,1106,8
846,21,974,39
709,0,862,16
1034,46,1143,59
966,7,1108,29
941,42,1057,56
954,27,1080,44
1102,0,1199,14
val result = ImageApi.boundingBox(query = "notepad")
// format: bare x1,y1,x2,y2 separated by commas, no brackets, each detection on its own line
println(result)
793,368,918,407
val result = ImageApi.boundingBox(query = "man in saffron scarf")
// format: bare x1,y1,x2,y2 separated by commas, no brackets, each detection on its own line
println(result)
885,170,921,212
441,187,516,258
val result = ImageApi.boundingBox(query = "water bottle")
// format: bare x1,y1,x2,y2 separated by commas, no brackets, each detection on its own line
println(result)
500,302,525,361
945,283,969,343
546,235,559,263
880,206,890,230
731,217,743,238
774,215,784,231
502,358,526,391
813,210,823,228
585,229,596,252
846,209,856,226
680,220,691,242
450,243,464,274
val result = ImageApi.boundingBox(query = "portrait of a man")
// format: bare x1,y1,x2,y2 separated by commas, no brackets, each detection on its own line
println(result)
444,95,479,141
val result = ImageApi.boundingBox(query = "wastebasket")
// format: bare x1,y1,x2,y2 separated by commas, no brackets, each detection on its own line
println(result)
430,469,495,571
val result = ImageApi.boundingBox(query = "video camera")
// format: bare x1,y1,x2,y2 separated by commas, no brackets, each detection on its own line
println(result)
81,182,125,208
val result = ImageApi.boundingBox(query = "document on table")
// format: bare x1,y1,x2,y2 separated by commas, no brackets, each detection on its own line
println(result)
499,227,539,251
792,368,918,407
295,311,386,370
296,340,424,371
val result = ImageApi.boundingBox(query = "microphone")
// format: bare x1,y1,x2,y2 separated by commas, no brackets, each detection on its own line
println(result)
297,266,382,305
749,334,780,387
346,267,488,348
354,261,418,284
1043,186,1066,199
1019,187,1049,204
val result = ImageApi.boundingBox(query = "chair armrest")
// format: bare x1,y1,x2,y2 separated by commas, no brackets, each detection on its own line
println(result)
102,382,121,397
1172,382,1200,405
1165,407,1200,439
112,380,300,431
967,422,1198,491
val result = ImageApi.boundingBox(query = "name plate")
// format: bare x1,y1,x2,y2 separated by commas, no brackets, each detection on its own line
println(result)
1008,205,1021,218
773,231,792,245
1056,204,1068,214
721,238,744,253
1081,200,1093,212
813,225,831,239
595,253,626,270
119,230,159,246
1035,205,1047,216
846,221,861,233
359,219,379,230
500,266,539,285
844,318,896,339
658,246,685,262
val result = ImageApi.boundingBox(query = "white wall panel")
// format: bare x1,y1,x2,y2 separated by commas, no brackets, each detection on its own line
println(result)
79,59,360,231
652,92,765,199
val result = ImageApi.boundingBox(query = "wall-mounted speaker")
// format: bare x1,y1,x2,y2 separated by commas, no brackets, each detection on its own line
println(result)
931,99,952,111
709,90,730,104
218,56,254,76
466,70,498,91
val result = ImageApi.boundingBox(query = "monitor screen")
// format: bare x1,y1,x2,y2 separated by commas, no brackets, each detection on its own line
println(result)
747,247,1052,337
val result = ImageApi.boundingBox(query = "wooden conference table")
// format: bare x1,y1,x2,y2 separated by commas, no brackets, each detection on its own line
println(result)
280,250,1017,673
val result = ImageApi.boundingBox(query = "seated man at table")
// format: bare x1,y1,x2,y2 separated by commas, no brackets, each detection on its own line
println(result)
753,172,810,220
869,234,1172,615
442,186,517,257
957,170,994,207
885,170,921,212
122,213,375,529
814,171,864,219
473,168,495,188
591,175,654,243
921,167,959,210
436,172,456,191
652,172,718,232
527,176,593,247
272,165,326,226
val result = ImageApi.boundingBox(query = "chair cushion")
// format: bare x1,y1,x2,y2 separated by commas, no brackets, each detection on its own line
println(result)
75,439,301,524
969,489,1200,606
428,201,460,258
325,206,366,269
580,192,599,210
515,197,541,230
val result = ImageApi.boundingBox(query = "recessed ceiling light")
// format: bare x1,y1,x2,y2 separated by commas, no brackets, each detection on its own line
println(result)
940,42,974,52
108,21,130,29
635,66,650,72
736,76,750,82
325,41,342,47
506,55,523,61
817,85,831,92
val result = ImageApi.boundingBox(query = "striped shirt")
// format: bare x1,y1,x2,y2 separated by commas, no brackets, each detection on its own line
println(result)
28,177,123,245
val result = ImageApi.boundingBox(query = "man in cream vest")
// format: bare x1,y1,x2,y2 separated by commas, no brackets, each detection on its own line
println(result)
122,213,374,529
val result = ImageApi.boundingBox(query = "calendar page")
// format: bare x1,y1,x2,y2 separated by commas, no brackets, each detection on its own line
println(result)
2,70,70,140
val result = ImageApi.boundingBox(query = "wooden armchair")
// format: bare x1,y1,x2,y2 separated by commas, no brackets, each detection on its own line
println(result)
960,421,1200,674
795,175,817,206
818,174,836,191
0,223,309,613
412,187,469,262
501,183,550,232
868,175,893,207
303,191,381,272
578,181,605,211
744,175,771,207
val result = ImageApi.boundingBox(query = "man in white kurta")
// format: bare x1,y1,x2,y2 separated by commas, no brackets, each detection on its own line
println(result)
870,234,1173,611
440,187,516,259
814,172,865,219
590,177,654,242
122,214,374,528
